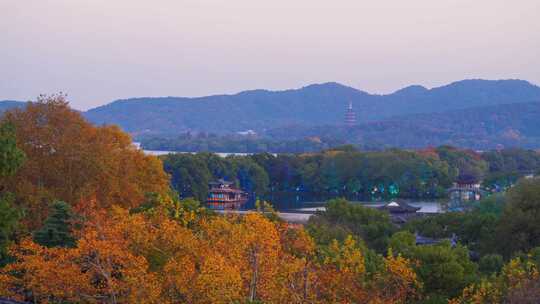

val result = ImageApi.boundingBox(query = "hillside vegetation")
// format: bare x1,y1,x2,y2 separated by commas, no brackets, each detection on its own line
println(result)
4,79,540,150
82,79,540,135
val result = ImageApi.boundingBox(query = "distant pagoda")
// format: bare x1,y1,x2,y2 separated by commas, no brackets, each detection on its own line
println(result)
344,101,356,127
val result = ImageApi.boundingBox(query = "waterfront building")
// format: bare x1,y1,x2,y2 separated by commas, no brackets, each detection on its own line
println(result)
378,201,421,224
447,174,484,211
206,179,248,210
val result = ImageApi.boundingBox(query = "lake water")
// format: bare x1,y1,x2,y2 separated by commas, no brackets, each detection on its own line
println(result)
243,192,444,214
219,200,443,224
145,150,257,157
134,142,277,157
292,202,443,213
134,143,445,214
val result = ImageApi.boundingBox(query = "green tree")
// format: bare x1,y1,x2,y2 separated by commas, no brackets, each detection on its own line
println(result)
412,243,477,300
0,194,20,265
0,122,25,179
33,201,76,248
405,195,502,256
388,231,416,257
315,198,394,253
163,153,212,201
436,145,487,181
230,157,269,197
496,177,540,258
478,254,504,275
389,232,478,300
0,122,24,265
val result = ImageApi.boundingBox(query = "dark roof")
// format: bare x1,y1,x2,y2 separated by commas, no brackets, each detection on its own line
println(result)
208,188,245,194
456,173,479,185
378,201,421,213
209,178,233,186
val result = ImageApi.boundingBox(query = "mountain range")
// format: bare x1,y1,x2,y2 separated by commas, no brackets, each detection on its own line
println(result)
81,79,540,135
2,79,540,149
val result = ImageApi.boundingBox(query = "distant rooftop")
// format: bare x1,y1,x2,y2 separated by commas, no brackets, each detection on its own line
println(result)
456,174,480,185
209,178,234,186
378,201,421,213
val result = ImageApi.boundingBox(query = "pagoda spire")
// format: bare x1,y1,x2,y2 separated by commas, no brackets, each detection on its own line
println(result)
345,100,356,127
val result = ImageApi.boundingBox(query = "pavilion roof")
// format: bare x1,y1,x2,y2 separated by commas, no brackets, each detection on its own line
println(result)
378,201,421,213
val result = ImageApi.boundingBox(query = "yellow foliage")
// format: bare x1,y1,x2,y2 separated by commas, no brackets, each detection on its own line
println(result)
0,207,421,303
451,257,540,304
374,253,420,303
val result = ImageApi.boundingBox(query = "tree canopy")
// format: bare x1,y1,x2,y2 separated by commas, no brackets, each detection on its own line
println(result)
1,95,169,228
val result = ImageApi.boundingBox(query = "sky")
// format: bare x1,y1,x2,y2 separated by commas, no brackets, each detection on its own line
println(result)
1,0,539,110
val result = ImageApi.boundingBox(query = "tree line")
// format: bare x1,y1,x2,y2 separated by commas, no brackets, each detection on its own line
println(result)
161,145,540,203
140,132,345,154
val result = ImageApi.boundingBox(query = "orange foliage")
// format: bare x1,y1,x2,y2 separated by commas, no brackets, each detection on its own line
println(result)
0,206,421,303
1,95,169,228
0,213,162,303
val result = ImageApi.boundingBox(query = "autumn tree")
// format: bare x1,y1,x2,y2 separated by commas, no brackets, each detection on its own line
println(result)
317,236,368,302
277,225,318,303
0,207,162,304
451,255,540,304
1,94,169,228
371,251,420,303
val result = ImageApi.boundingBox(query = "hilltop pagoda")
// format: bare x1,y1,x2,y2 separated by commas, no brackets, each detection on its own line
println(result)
206,179,248,210
344,101,356,127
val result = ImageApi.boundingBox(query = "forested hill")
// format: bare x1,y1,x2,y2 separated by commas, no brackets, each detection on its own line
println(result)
266,101,540,150
83,79,540,135
0,100,26,112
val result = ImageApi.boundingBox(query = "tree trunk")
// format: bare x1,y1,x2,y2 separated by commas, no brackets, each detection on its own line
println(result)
248,247,259,302
302,261,309,301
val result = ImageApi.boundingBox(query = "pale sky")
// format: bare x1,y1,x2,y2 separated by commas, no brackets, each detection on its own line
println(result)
1,0,539,110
